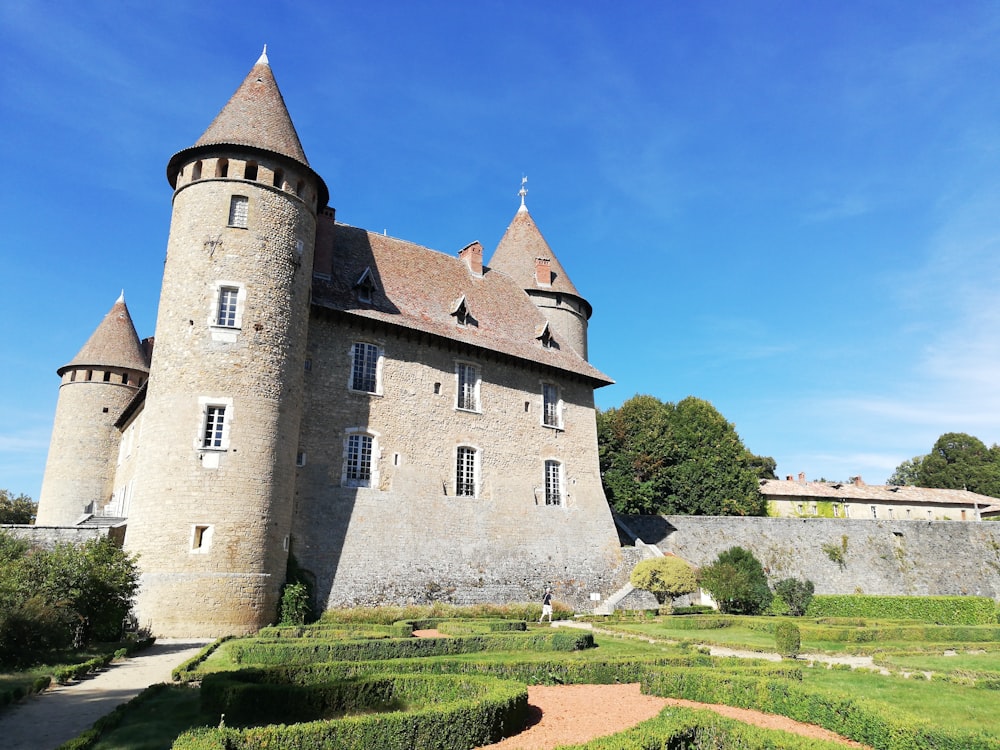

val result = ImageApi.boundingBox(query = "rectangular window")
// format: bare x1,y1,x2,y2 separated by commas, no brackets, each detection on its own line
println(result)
456,363,480,411
345,433,373,487
542,383,560,428
350,342,380,393
191,525,212,552
871,505,877,519
228,195,249,228
545,460,562,506
456,446,477,497
216,286,239,327
202,406,226,448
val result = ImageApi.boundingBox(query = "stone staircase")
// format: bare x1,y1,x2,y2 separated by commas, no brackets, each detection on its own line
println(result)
592,515,665,614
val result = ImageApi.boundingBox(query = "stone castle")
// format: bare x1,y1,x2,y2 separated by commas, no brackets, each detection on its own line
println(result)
34,51,625,636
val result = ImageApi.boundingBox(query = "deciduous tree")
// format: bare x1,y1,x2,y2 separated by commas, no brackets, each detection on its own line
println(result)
888,432,1000,499
698,546,772,615
597,395,770,515
0,489,36,524
630,556,697,604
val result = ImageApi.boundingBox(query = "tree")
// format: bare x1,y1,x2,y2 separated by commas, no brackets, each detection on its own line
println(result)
773,577,814,616
0,490,37,524
597,395,771,516
629,556,697,604
698,546,773,615
887,432,1000,499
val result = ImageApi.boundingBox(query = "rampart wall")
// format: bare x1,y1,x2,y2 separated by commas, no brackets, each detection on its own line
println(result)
2,524,125,548
625,515,1000,599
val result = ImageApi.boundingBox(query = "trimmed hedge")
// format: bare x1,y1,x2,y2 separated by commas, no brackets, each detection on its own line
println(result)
172,674,528,750
570,705,855,749
806,595,996,625
229,631,594,666
641,667,1000,749
775,622,801,658
172,636,233,682
219,654,801,689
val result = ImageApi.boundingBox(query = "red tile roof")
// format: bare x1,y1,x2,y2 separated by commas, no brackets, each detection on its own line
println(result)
761,478,1000,513
312,221,613,386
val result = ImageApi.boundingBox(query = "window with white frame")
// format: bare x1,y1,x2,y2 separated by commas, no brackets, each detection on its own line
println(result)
349,342,381,393
456,446,477,497
202,405,226,448
344,432,374,487
544,460,563,506
456,362,480,412
228,195,249,228
216,286,239,327
542,383,561,428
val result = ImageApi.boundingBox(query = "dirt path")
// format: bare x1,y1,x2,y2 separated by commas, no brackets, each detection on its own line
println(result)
477,683,872,749
0,639,210,750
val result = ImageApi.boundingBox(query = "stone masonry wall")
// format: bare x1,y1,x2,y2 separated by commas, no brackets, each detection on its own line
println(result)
626,515,1000,598
292,315,623,611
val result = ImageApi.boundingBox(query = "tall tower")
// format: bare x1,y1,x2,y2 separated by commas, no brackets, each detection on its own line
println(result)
488,183,593,359
36,294,150,526
125,50,328,636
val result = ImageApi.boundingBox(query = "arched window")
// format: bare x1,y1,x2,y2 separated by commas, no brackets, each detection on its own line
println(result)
192,161,202,181
296,179,305,198
244,161,258,181
216,158,229,178
273,168,284,189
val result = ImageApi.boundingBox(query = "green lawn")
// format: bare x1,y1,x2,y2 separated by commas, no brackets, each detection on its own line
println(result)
91,685,210,750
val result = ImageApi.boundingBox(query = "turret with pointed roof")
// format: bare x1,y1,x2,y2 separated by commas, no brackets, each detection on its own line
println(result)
489,189,593,359
125,50,324,636
37,295,150,526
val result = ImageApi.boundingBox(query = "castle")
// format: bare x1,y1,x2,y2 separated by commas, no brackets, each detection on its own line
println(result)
34,51,624,636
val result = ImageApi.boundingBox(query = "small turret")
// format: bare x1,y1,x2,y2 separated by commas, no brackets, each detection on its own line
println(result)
36,294,149,525
488,180,592,359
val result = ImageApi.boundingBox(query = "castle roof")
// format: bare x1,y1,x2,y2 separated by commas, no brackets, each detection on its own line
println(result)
194,47,310,166
312,222,613,386
488,203,590,317
59,294,150,375
760,477,1000,513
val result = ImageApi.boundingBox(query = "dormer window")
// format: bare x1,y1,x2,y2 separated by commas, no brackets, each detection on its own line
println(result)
355,267,377,304
451,295,475,327
536,322,554,349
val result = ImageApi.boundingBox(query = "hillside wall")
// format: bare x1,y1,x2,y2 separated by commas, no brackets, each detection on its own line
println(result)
626,515,1000,599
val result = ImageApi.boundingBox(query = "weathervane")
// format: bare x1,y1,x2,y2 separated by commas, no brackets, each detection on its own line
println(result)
519,176,528,208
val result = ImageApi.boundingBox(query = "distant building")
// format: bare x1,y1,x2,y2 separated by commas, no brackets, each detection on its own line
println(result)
762,473,1000,521
34,51,624,636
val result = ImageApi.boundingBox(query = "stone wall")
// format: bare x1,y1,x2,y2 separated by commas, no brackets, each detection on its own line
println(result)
2,524,124,548
626,515,1000,598
292,315,624,611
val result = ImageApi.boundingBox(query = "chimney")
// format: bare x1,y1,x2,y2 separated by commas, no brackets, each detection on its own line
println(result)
853,475,864,486
459,241,483,276
798,472,806,483
786,475,793,481
534,257,552,286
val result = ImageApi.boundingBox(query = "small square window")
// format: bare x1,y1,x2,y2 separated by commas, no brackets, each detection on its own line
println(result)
191,524,213,552
296,451,307,467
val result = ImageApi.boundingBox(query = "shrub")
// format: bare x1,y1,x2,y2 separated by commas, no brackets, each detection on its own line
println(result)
806,595,996,624
630,556,697,604
775,622,801,658
773,578,814,616
278,581,310,625
698,546,773,615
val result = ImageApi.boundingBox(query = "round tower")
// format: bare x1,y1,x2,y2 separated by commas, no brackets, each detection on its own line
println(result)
488,184,592,359
36,294,150,526
124,49,328,636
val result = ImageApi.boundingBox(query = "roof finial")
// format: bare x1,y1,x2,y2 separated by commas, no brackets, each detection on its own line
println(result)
117,289,125,304
518,175,528,212
257,44,269,66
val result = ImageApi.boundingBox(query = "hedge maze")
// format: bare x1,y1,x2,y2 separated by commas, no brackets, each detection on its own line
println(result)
75,599,1000,749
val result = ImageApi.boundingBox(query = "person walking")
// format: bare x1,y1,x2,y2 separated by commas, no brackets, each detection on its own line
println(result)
539,587,553,623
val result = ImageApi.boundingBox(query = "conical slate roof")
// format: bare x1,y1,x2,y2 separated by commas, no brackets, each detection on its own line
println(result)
194,48,310,167
59,294,150,375
488,203,584,300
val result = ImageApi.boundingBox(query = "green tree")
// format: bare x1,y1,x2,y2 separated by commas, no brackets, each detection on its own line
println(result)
698,546,772,615
0,489,37,524
888,432,1000,499
773,577,814,616
629,556,698,604
597,395,770,516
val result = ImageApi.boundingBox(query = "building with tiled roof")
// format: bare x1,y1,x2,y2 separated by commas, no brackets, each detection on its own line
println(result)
762,473,1000,521
35,51,625,636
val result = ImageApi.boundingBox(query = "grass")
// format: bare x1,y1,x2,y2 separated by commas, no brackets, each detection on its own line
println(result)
0,641,133,709
91,685,211,750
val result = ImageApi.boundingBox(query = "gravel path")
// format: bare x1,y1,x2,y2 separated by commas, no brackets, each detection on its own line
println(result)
0,639,210,750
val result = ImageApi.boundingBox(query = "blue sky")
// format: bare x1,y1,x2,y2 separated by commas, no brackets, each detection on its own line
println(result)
3,1,1000,499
